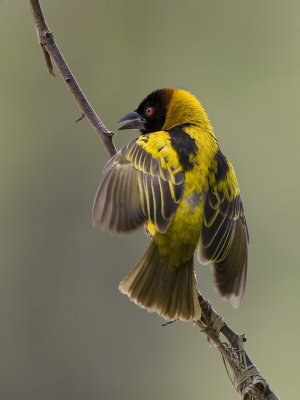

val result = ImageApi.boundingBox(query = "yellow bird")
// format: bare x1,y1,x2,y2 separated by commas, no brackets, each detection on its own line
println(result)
93,88,249,321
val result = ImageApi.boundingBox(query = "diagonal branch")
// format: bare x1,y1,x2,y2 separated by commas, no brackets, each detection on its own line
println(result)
27,1,280,399
28,0,117,158
196,294,279,399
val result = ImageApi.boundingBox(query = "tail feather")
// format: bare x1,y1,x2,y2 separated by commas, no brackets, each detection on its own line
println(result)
119,240,200,321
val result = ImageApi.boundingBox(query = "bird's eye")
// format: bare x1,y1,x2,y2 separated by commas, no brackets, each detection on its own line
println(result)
145,107,154,117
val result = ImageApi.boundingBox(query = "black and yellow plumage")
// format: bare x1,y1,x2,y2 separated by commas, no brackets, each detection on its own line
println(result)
93,88,249,321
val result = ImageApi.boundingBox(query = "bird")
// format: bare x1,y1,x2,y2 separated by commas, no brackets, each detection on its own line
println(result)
93,88,249,321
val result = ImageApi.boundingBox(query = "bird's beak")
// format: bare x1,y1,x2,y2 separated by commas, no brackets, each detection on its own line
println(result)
117,110,146,131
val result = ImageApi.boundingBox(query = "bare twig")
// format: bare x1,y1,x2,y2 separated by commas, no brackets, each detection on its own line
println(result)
75,113,85,123
27,2,280,399
28,0,117,158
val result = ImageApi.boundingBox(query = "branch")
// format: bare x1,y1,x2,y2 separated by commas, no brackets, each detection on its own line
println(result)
27,2,280,399
196,294,279,399
28,0,117,158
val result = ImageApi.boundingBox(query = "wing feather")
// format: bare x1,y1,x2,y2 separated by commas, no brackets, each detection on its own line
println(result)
198,163,249,307
93,137,185,234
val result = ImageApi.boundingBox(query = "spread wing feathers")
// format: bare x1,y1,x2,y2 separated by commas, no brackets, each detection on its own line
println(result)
198,186,249,308
93,138,185,233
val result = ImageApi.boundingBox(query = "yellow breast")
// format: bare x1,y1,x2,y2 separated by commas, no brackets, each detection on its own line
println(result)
145,124,218,269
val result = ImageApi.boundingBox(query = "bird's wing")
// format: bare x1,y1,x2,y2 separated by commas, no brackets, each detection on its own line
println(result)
93,136,185,233
198,157,249,307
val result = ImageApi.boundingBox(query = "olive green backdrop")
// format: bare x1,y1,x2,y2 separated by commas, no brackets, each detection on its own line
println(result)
1,1,299,399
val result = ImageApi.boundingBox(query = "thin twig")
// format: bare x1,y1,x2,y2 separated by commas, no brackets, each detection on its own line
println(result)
75,113,85,123
28,0,117,158
27,2,280,399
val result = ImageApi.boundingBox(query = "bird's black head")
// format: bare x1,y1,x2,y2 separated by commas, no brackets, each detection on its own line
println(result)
118,88,174,134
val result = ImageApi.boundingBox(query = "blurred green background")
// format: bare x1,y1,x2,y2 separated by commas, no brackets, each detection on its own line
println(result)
0,1,299,399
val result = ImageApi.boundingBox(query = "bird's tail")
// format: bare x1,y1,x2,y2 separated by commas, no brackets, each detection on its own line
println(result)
119,239,201,321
